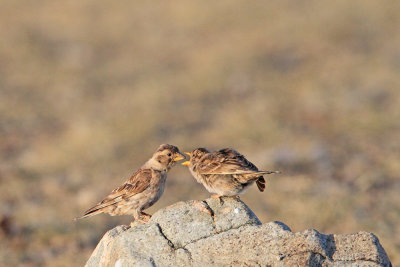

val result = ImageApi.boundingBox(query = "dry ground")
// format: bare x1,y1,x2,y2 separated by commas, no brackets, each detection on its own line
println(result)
0,1,399,266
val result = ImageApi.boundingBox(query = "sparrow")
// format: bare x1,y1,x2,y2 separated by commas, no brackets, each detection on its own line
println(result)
75,144,185,224
182,148,280,201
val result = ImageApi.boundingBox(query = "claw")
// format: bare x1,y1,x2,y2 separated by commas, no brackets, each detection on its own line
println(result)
211,194,224,205
131,212,151,226
139,212,151,223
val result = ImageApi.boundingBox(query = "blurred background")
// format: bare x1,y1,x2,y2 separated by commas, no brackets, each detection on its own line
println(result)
1,0,399,266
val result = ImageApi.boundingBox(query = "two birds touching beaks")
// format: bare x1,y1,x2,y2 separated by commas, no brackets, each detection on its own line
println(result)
75,144,280,225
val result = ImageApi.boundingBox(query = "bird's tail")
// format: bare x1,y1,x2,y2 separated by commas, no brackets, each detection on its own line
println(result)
257,170,281,175
256,171,280,192
73,208,103,221
256,177,266,192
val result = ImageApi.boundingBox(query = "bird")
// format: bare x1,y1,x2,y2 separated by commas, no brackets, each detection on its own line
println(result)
75,144,185,224
182,148,280,202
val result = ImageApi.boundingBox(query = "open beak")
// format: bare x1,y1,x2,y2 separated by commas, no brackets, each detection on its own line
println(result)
181,152,191,166
173,152,186,162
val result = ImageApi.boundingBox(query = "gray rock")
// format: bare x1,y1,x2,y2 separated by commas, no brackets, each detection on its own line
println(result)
86,198,392,267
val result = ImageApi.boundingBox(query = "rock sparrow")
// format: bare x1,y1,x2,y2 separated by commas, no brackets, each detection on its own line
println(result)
182,148,279,201
76,144,185,223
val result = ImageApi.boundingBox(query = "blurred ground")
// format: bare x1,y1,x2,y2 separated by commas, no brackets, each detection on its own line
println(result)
0,0,399,266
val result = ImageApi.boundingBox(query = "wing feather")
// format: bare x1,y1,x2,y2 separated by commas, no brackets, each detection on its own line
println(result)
81,168,153,216
196,148,279,185
197,149,258,174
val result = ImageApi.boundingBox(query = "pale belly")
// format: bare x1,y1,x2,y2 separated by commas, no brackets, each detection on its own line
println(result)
194,171,254,196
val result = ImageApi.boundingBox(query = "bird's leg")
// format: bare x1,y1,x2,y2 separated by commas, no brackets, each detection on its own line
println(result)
140,212,152,222
211,194,224,205
130,210,150,227
130,218,148,226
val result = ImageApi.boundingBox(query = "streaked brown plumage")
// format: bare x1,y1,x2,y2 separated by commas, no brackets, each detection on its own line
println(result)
75,144,185,223
182,148,280,199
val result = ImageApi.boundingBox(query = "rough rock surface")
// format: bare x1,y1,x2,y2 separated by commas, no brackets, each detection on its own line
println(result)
86,198,392,267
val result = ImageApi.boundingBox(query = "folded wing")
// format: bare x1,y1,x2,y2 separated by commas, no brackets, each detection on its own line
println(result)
75,169,153,220
197,148,279,192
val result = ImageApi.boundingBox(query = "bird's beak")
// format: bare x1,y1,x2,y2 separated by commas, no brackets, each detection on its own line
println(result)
181,152,191,166
173,153,185,162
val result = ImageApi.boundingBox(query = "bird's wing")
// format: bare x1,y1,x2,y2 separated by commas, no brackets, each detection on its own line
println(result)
82,168,153,215
197,150,279,184
197,149,258,175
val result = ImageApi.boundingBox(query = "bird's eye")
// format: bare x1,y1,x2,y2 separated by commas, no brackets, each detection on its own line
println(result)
167,153,172,157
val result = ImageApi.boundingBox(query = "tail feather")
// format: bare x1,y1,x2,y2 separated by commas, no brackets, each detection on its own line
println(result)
256,177,266,192
257,170,281,175
203,170,280,175
255,171,280,192
74,197,122,221
74,208,104,221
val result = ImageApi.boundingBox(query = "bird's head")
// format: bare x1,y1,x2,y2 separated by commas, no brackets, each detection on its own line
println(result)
152,144,185,170
181,147,210,167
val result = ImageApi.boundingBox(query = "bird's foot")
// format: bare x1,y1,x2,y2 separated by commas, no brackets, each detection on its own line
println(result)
140,212,151,222
211,194,224,205
233,195,241,200
130,213,151,227
130,218,149,226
